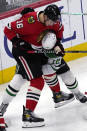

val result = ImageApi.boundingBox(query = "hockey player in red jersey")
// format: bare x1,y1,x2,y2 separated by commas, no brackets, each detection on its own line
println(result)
0,5,76,129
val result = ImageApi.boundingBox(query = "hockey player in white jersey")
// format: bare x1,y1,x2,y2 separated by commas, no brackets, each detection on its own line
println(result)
41,31,87,105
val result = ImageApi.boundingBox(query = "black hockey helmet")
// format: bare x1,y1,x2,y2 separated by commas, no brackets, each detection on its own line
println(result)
44,4,61,22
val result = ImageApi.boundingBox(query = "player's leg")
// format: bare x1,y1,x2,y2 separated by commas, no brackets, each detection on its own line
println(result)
22,76,45,128
0,74,25,114
20,54,46,128
42,64,74,108
0,73,25,130
60,70,87,103
0,61,28,115
0,59,26,130
56,59,87,103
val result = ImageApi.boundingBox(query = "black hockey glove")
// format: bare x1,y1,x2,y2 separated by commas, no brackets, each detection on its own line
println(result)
20,7,35,15
11,36,33,57
11,36,32,51
54,38,65,57
11,36,25,48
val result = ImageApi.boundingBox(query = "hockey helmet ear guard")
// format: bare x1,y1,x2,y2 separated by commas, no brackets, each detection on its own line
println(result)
44,4,61,22
42,32,57,50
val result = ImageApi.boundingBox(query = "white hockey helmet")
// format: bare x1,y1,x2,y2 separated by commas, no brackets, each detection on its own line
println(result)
42,32,57,50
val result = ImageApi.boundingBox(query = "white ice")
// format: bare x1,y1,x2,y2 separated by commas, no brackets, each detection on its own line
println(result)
0,56,87,131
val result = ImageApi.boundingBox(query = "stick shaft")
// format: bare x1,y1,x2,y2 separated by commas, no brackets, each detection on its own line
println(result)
27,50,87,53
65,51,87,53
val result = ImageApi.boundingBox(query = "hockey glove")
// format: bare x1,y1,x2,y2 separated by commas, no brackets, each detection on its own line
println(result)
11,36,33,53
54,39,65,57
11,36,25,48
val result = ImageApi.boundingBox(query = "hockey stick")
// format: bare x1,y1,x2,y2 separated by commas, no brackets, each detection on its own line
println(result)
61,12,87,15
28,50,87,53
65,50,87,53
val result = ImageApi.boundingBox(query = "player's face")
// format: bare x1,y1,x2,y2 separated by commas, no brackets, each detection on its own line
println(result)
44,15,56,26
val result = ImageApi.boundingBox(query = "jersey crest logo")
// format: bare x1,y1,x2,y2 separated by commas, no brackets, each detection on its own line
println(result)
28,16,35,24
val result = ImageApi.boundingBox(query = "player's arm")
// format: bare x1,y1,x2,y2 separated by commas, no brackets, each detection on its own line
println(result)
4,7,34,46
4,20,25,47
4,22,17,41
54,22,65,56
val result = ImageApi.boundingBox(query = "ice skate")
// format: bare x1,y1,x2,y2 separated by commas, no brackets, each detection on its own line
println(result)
74,92,87,103
22,106,45,128
53,91,75,108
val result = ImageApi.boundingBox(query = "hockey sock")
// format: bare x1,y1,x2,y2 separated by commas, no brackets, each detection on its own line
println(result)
25,76,44,111
44,73,60,93
60,70,80,94
0,113,6,128
2,74,25,105
66,79,80,94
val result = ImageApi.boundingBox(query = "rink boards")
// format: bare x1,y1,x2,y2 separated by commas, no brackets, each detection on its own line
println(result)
0,0,87,84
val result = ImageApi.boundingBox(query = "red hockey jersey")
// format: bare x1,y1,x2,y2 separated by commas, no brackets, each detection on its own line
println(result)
4,11,64,48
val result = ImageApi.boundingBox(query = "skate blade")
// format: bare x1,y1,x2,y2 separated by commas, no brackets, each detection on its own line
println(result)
22,121,45,128
55,97,75,108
